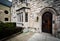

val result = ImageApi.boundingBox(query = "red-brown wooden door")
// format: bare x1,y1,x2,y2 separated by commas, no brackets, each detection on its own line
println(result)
42,12,52,34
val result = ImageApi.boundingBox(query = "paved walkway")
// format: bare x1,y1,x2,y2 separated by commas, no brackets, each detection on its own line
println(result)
5,32,60,41
28,33,60,41
6,32,34,41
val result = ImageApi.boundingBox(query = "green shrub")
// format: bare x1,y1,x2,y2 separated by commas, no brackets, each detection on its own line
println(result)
0,21,4,32
0,22,24,39
4,22,16,30
0,22,16,32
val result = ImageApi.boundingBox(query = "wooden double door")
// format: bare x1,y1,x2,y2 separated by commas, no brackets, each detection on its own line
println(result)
42,12,52,34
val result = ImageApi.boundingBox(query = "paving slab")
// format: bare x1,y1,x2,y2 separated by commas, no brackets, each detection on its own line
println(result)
6,32,34,41
28,33,60,41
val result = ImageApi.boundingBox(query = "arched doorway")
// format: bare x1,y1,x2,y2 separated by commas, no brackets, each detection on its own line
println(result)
42,12,52,34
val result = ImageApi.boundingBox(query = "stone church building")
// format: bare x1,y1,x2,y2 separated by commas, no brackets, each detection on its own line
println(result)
11,0,60,36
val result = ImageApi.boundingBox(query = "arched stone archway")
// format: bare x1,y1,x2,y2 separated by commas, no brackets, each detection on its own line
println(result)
38,7,58,35
40,7,57,16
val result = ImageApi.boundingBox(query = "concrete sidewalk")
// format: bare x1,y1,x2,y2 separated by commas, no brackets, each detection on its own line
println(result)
28,33,60,41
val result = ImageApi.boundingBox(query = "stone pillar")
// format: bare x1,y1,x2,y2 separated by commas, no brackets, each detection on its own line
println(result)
38,15,42,33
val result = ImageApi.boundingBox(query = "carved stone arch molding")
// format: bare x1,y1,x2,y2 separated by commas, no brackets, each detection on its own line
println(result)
38,7,58,35
40,7,58,16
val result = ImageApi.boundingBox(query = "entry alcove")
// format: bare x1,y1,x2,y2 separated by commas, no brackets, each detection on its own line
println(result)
38,7,58,35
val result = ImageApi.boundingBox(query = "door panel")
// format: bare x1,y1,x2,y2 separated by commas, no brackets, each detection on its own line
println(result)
42,12,52,34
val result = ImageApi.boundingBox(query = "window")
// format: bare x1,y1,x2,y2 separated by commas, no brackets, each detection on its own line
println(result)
54,0,59,2
20,13,23,22
4,10,8,14
20,0,28,2
25,12,28,22
23,0,27,3
26,3,28,6
21,0,23,2
17,12,23,22
5,18,8,21
15,0,18,4
19,0,27,3
19,0,24,3
12,3,15,7
19,0,31,3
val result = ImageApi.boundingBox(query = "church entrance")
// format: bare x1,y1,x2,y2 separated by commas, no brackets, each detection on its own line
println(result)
42,12,52,34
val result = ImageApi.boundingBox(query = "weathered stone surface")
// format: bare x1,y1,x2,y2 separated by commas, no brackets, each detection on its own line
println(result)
12,0,60,37
28,33,60,41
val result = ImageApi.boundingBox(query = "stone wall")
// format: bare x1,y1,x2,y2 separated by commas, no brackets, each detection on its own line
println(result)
12,0,60,36
28,0,60,34
0,4,11,22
